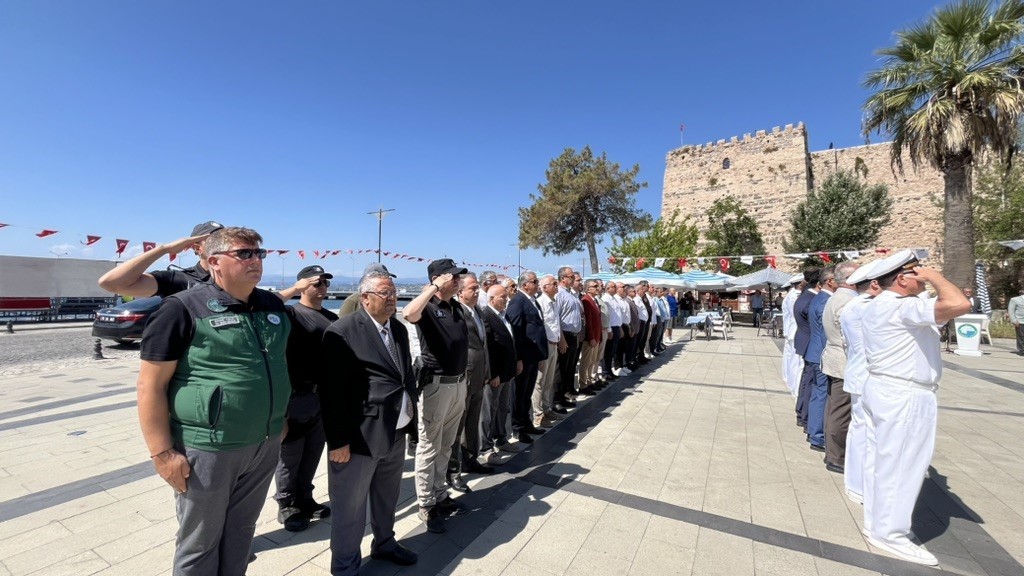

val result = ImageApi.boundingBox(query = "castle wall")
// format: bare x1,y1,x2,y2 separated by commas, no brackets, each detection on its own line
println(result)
662,123,946,267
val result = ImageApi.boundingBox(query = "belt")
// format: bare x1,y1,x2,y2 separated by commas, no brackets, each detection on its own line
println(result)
429,374,466,385
869,373,938,392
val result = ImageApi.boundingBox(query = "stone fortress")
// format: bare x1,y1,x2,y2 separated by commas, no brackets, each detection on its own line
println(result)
660,122,945,269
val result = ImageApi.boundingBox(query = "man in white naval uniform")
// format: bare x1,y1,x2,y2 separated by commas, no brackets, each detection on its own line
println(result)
860,250,969,566
781,275,805,397
837,260,883,505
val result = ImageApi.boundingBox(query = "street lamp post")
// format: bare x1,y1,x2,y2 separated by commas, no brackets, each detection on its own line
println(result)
367,208,395,263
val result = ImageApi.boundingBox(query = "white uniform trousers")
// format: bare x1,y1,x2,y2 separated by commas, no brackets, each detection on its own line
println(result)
843,392,866,499
861,376,937,543
782,339,803,397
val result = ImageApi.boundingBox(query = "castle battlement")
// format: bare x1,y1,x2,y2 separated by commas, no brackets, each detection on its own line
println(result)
667,122,806,159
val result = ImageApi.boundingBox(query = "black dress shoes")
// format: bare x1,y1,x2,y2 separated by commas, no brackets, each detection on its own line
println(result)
524,425,546,435
551,406,569,414
514,432,534,444
436,496,468,517
447,473,471,493
809,444,825,453
825,462,845,474
371,543,418,566
465,460,495,474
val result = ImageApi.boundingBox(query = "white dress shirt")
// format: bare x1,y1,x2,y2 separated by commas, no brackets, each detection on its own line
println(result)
863,290,942,385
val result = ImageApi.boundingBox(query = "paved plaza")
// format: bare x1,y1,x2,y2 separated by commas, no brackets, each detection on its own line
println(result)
1,325,1022,576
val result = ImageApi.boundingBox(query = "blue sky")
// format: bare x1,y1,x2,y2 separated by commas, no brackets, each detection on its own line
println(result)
0,1,943,281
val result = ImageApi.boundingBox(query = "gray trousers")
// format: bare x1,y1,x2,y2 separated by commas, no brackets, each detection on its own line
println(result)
480,379,512,452
328,435,405,576
451,357,487,473
174,436,281,576
415,381,466,508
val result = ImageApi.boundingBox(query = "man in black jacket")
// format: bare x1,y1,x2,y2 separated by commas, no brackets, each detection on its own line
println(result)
320,270,419,575
480,284,519,461
794,267,822,429
504,271,548,442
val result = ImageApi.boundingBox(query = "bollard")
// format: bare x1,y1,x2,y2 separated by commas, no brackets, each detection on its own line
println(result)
6,320,12,333
93,338,105,360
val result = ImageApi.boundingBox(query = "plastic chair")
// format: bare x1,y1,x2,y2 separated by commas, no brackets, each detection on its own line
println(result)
711,315,729,341
980,317,993,345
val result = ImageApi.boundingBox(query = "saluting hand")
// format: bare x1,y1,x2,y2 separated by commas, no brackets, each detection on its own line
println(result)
163,234,210,257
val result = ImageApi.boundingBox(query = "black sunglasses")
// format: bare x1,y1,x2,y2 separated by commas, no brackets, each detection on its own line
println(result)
215,248,268,260
314,279,331,288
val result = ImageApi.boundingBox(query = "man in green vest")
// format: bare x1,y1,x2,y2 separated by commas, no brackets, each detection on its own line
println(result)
137,226,291,576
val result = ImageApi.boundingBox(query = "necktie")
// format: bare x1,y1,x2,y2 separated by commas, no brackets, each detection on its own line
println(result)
381,326,402,370
382,325,414,420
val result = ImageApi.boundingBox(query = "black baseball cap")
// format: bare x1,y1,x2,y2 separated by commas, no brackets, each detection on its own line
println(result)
297,265,334,281
427,258,468,279
191,221,224,236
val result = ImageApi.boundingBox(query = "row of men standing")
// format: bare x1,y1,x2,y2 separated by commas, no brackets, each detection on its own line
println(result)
118,220,681,576
780,251,970,566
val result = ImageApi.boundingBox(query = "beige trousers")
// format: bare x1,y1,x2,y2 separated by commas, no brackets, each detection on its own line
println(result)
415,381,466,508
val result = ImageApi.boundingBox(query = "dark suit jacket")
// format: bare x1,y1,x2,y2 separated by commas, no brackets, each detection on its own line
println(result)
804,290,832,364
794,288,817,358
482,306,518,382
320,308,417,458
460,302,490,381
505,291,548,364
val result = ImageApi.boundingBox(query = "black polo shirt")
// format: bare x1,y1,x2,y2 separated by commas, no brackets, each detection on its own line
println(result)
151,263,211,297
285,303,338,394
412,297,468,376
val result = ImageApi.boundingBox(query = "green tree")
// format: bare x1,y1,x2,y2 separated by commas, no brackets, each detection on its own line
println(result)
519,146,650,273
609,209,699,273
784,170,894,255
974,160,1024,303
862,0,1024,287
702,195,767,276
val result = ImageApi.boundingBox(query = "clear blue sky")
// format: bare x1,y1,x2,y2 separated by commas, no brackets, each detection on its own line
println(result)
0,1,942,280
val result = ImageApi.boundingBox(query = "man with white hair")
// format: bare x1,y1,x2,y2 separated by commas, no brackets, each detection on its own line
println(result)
820,261,860,474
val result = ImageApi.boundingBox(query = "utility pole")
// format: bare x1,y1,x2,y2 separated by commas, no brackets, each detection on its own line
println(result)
367,208,395,263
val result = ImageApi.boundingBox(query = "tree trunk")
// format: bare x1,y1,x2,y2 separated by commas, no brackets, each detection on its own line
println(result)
942,159,975,289
586,237,599,276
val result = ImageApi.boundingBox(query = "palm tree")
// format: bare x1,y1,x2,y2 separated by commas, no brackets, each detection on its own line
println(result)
863,0,1024,287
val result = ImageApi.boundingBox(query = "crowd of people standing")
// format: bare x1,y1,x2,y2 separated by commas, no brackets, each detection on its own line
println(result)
104,222,691,576
779,251,970,567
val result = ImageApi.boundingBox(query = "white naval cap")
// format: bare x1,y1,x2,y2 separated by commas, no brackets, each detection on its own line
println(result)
866,249,924,280
846,260,881,285
786,273,804,287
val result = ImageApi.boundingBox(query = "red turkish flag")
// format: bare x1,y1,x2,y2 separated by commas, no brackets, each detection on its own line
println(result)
766,255,777,268
819,252,832,263
313,250,320,258
678,257,687,269
332,250,340,256
169,252,177,262
278,250,289,255
608,256,617,264
719,258,730,271
82,235,101,246
298,250,305,259
636,258,646,269
143,242,156,252
36,229,58,238
115,239,129,256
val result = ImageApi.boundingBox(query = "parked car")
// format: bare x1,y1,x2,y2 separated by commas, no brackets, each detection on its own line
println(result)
91,297,162,344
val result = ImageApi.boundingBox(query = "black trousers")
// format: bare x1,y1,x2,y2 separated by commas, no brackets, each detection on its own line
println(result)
274,412,325,506
556,330,579,398
795,359,815,425
603,326,620,373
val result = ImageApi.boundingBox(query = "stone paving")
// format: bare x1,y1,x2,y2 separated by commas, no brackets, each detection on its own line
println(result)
0,325,1022,576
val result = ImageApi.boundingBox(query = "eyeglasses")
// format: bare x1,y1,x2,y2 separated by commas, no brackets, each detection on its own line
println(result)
364,290,398,299
214,248,268,260
314,279,331,288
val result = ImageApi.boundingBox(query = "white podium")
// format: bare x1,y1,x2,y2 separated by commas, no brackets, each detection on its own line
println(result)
953,313,987,356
